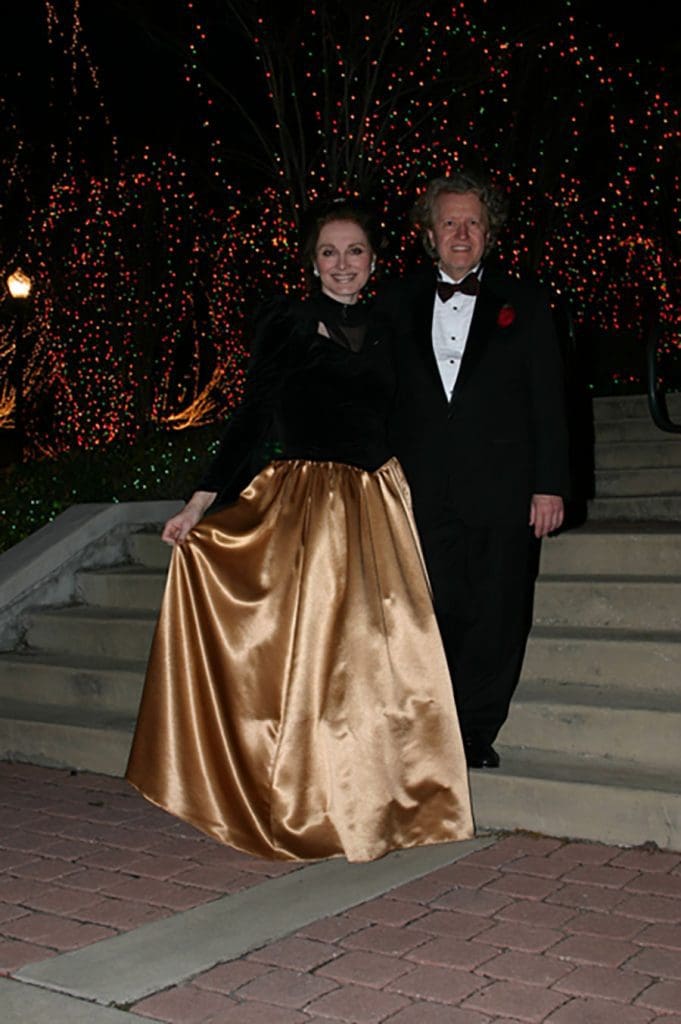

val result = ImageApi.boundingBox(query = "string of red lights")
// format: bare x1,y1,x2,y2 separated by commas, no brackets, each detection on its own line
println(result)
0,1,678,459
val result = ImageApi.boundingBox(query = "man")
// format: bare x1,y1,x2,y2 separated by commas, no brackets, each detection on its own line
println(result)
380,170,570,769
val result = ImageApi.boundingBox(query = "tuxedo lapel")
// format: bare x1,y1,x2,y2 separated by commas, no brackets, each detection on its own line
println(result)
450,275,503,404
412,276,448,401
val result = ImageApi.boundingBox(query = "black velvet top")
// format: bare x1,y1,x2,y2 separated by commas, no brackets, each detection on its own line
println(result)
197,293,397,504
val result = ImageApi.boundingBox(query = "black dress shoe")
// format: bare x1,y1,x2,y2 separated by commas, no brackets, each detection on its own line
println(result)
463,735,500,769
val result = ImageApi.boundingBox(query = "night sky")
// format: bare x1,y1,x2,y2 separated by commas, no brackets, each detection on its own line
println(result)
2,1,678,171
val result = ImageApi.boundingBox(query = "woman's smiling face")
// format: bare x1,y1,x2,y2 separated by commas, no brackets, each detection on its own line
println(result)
314,219,373,304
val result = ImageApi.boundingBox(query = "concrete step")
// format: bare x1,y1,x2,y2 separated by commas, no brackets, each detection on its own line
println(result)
501,680,681,773
471,747,681,850
593,393,681,421
523,625,681,693
596,417,681,442
588,494,681,521
77,566,167,610
129,531,171,571
7,512,681,851
535,575,681,630
0,652,144,713
25,606,157,661
0,699,134,776
595,466,681,497
595,440,681,469
540,524,681,576
128,522,681,576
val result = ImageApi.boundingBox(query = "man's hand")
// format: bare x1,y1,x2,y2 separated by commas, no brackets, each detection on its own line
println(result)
529,493,564,539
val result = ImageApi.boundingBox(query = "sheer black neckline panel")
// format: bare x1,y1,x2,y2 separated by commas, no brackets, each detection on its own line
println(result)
307,292,371,353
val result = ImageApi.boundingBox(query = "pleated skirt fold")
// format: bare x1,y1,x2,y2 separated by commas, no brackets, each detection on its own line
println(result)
126,457,473,862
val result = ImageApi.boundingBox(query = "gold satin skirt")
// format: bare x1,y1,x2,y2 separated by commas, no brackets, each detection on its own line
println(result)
126,458,473,862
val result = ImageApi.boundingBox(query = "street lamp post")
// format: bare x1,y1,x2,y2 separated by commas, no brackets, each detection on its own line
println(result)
6,268,33,462
7,269,33,301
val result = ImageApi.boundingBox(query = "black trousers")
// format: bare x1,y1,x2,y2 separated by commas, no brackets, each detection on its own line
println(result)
418,512,540,744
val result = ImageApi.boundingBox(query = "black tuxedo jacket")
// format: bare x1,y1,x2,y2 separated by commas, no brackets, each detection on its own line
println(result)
377,266,571,527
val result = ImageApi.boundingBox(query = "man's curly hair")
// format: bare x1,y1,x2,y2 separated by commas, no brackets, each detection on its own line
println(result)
411,170,508,258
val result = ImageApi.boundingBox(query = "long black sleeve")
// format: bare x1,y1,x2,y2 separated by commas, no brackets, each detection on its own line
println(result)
196,300,291,503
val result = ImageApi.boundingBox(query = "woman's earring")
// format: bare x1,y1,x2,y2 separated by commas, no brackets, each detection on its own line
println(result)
313,265,320,277
370,258,377,273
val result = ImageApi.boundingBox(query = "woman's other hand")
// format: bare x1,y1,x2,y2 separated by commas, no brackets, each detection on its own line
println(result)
161,491,217,545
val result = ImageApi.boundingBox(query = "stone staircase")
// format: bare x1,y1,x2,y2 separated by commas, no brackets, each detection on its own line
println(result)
0,533,160,777
473,393,681,847
0,393,680,848
476,523,681,849
588,392,681,519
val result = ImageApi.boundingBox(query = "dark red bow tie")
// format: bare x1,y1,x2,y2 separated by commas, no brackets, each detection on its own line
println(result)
436,274,480,302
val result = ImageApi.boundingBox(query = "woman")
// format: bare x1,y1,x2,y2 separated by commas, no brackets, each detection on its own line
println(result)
126,200,473,862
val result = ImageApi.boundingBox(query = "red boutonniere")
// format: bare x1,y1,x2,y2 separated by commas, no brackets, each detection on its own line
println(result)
497,304,516,328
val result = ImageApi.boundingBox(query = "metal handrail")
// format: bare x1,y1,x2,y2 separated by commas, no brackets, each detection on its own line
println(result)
646,321,681,433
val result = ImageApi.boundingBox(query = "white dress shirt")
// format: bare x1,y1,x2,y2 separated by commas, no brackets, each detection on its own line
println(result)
432,266,481,399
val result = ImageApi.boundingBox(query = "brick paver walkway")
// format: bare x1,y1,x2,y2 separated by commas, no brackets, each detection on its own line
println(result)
2,760,681,1023
0,761,300,973
130,836,681,1023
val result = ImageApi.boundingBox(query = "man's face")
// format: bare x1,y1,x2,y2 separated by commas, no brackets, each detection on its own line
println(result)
427,191,489,280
